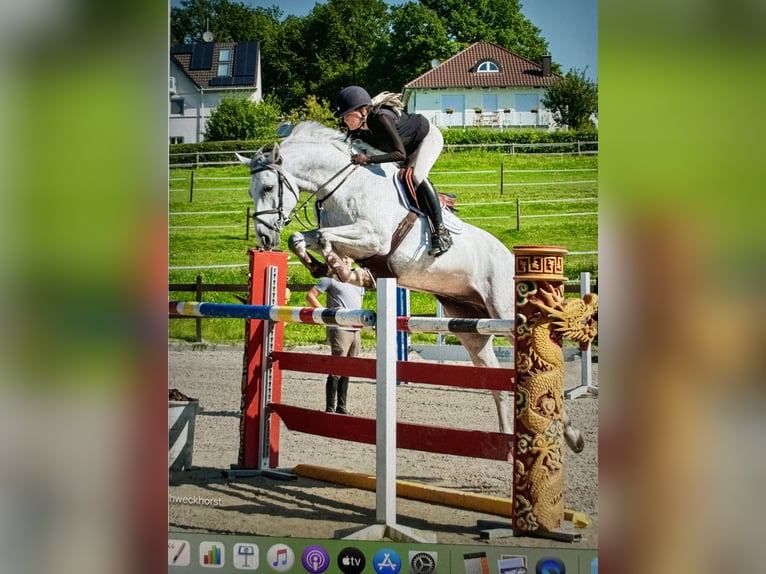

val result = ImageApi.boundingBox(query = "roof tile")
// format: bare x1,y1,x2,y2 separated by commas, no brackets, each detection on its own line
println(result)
405,42,559,89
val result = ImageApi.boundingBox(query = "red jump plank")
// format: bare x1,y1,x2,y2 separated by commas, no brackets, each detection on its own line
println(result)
397,361,515,391
269,403,513,462
272,351,377,379
271,351,515,392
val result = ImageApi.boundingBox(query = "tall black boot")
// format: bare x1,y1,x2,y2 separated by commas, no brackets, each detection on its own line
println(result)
335,376,351,415
325,375,338,412
415,179,452,257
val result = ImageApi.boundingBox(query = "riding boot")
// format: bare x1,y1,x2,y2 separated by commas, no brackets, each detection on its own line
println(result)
325,375,339,412
415,179,452,257
335,376,350,415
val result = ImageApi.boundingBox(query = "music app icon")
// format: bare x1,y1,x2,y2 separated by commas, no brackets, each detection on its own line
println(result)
267,543,295,572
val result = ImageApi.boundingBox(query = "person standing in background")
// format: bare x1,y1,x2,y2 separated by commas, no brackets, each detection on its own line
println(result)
306,258,365,414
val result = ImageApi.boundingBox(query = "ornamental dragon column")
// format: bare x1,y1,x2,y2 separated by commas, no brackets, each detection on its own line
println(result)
512,245,598,536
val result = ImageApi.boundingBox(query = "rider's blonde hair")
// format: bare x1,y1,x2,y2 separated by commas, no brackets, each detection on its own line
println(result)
370,91,405,116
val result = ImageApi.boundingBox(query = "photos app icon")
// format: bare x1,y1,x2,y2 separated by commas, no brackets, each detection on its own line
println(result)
337,547,366,574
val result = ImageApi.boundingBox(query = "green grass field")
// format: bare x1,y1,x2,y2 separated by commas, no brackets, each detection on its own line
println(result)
169,149,597,345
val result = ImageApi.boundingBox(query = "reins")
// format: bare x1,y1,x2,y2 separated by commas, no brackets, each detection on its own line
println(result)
276,162,359,230
307,163,359,224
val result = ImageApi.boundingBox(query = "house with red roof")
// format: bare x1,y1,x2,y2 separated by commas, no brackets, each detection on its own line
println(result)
169,41,262,144
402,42,561,129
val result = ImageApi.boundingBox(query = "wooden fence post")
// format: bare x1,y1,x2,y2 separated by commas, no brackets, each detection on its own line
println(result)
195,274,202,342
246,207,250,241
189,170,195,203
516,197,521,231
500,161,504,195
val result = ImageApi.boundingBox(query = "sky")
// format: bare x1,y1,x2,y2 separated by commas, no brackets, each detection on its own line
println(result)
226,0,598,82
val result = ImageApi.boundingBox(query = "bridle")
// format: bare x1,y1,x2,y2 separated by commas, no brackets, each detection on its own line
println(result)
248,160,300,233
250,155,358,231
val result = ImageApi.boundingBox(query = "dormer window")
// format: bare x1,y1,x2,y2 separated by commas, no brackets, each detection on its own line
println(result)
476,60,499,73
217,48,232,76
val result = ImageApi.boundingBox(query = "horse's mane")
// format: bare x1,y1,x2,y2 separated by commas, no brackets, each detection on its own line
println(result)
284,121,349,152
282,121,384,162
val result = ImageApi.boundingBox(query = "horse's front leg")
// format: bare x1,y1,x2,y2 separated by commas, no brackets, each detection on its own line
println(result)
287,231,328,278
288,229,374,287
307,223,381,288
315,221,388,257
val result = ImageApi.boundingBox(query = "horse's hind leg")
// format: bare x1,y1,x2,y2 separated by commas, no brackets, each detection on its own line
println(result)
451,331,513,434
562,410,584,453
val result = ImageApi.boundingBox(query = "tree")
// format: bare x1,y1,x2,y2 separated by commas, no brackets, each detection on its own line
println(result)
375,3,456,92
541,68,598,130
419,0,555,69
301,0,392,103
283,95,337,127
264,15,311,111
204,96,282,141
171,0,280,45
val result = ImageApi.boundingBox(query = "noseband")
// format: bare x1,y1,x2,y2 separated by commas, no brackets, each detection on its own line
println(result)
249,161,300,233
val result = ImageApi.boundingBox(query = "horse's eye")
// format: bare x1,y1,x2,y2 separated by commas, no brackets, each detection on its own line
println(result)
263,185,274,193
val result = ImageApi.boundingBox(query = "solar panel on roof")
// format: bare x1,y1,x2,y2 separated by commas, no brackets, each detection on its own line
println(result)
233,42,258,77
171,44,194,55
190,43,214,70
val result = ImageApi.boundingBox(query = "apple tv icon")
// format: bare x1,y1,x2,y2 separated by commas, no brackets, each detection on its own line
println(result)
338,547,366,574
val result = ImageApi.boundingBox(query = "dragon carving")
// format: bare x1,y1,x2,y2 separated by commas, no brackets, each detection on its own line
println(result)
513,281,598,532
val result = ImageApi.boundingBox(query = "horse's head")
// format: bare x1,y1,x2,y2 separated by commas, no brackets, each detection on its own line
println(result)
236,143,300,250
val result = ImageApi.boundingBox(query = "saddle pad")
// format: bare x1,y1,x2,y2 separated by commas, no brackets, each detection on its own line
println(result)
393,174,464,235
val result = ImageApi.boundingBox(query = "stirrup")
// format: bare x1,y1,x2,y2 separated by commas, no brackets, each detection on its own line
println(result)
428,238,452,257
428,227,452,257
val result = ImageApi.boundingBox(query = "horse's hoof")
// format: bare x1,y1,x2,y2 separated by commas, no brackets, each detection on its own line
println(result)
287,233,305,250
565,430,585,453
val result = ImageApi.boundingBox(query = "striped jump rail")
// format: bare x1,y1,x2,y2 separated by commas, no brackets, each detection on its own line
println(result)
168,301,514,335
169,301,375,328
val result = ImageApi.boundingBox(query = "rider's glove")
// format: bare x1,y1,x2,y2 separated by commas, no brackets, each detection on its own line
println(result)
350,153,369,165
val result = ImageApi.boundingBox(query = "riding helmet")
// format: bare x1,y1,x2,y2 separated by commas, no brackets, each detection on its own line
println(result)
334,86,372,118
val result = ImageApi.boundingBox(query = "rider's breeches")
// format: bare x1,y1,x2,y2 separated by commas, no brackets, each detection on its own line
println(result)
408,122,444,187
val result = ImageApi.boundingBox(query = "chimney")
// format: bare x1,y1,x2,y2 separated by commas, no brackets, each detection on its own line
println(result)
542,55,551,77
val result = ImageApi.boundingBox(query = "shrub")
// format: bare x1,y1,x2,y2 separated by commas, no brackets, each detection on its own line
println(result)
204,95,282,141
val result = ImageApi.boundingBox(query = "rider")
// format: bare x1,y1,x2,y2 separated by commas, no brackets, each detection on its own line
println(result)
334,85,452,257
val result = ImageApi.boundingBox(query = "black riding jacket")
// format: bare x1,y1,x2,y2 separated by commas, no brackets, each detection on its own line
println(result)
349,107,430,165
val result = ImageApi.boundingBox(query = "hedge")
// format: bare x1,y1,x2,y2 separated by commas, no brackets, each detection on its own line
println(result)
169,138,277,166
169,127,598,165
441,127,598,146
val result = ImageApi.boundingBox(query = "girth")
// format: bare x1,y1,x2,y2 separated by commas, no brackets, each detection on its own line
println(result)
355,212,418,278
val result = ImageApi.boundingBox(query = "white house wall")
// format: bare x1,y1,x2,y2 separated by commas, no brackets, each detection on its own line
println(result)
169,61,260,143
406,88,552,129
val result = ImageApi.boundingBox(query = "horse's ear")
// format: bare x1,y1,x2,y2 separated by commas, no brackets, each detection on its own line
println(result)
272,142,283,166
235,152,251,166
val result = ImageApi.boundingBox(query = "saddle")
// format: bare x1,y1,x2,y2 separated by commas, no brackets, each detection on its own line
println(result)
397,167,457,213
354,168,461,279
